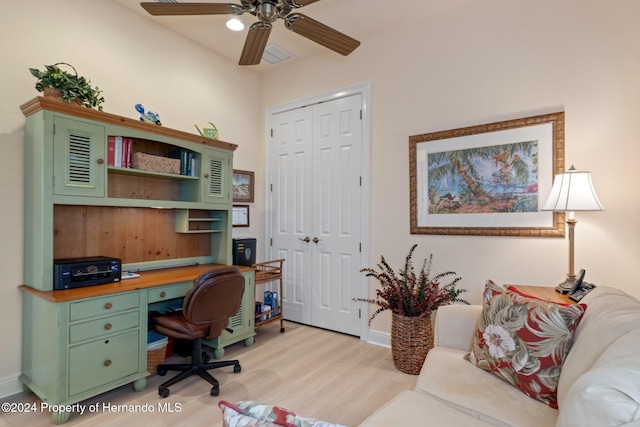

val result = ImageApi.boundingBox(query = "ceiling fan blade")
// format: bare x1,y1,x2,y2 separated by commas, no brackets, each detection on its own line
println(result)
285,13,360,56
239,22,272,65
140,2,243,16
286,0,322,8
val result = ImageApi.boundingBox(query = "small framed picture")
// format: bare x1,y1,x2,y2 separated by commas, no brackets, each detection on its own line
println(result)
233,169,255,203
232,205,250,227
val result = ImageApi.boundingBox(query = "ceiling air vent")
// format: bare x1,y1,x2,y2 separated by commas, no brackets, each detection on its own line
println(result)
262,44,294,65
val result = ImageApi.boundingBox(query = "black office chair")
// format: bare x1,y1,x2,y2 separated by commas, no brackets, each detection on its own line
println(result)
152,266,245,398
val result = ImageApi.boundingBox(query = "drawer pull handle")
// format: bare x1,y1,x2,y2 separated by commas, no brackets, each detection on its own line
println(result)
159,292,166,298
104,360,112,367
104,323,112,330
105,303,113,310
97,158,105,165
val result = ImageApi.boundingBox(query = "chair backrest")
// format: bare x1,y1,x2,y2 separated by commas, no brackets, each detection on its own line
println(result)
182,266,245,339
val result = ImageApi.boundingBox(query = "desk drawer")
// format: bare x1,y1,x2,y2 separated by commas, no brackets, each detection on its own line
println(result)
148,282,192,303
68,329,140,397
70,292,140,322
69,311,140,344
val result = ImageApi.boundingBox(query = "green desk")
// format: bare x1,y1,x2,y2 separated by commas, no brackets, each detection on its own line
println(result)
19,263,255,424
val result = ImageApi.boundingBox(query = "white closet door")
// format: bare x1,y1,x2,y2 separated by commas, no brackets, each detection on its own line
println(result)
269,93,364,336
270,106,314,325
310,94,362,335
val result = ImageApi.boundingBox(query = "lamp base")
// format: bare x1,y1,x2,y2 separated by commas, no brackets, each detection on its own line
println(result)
555,278,575,295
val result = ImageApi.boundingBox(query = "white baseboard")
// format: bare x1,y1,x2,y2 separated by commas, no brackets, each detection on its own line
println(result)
0,374,23,399
365,329,390,348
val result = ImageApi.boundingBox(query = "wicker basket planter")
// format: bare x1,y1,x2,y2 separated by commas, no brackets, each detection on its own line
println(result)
391,312,434,375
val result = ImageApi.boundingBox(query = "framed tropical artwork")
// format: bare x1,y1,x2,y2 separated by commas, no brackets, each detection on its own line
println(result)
409,112,565,236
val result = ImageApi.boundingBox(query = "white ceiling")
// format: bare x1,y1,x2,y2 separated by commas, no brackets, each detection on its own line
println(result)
110,0,474,73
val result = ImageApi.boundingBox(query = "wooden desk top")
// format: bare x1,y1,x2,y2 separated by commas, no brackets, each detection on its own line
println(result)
509,285,575,305
19,264,255,303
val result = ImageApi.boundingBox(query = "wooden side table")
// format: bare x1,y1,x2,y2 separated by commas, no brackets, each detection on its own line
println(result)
509,285,576,305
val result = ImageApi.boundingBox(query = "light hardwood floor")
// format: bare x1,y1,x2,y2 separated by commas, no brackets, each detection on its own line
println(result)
1,321,416,426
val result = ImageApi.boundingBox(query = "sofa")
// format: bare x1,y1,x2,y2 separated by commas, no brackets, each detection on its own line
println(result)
359,285,640,427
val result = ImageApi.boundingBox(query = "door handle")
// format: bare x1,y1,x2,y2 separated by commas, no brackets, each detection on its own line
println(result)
299,236,311,243
312,237,320,243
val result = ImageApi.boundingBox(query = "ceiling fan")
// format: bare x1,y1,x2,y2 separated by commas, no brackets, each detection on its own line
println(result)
140,1,361,65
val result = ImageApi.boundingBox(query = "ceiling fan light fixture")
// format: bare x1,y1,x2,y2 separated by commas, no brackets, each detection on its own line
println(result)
226,18,245,31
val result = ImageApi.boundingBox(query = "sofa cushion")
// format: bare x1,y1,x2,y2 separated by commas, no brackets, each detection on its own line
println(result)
417,347,558,427
464,281,586,408
557,328,640,427
556,287,640,406
358,390,494,427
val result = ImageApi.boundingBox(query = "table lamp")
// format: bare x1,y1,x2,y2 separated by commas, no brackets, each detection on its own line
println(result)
541,165,604,294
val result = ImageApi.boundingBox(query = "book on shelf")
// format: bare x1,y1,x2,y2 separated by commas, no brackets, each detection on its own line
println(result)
107,136,116,166
114,136,123,168
123,138,132,168
108,136,133,169
169,149,196,176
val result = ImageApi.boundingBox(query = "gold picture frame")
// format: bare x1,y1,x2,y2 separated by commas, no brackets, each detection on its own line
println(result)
409,112,565,237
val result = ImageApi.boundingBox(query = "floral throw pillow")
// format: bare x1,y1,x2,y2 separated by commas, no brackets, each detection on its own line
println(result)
219,401,346,427
464,280,587,408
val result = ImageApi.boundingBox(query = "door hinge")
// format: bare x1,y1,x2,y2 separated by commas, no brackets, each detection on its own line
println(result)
359,308,361,319
360,109,362,120
270,238,273,247
270,128,274,137
270,183,273,192
359,176,362,186
359,242,362,253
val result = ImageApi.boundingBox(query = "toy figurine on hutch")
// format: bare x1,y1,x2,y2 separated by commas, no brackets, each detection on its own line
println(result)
135,103,161,125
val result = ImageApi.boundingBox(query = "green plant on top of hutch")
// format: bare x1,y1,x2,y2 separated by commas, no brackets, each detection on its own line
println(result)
29,62,105,110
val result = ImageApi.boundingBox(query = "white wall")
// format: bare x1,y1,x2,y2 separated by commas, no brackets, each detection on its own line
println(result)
259,0,640,331
0,0,263,397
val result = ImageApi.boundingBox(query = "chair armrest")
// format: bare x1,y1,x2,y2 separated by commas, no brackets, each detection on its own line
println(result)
433,304,482,351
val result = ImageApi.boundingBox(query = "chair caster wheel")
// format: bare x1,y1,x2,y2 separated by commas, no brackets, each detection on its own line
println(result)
280,327,285,333
159,387,170,398
158,368,168,376
210,385,220,396
202,352,211,363
234,363,241,374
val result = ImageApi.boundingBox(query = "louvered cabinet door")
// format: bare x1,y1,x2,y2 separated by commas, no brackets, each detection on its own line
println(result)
53,117,106,197
201,147,231,206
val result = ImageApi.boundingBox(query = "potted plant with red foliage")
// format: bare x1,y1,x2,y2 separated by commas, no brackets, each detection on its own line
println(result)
356,244,469,374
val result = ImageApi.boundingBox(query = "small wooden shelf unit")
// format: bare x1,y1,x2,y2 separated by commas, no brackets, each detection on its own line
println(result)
253,259,285,333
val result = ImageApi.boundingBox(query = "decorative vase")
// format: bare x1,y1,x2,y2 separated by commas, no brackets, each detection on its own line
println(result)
391,312,434,375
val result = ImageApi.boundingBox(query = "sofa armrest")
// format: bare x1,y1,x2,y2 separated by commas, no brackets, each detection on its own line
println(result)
433,304,481,351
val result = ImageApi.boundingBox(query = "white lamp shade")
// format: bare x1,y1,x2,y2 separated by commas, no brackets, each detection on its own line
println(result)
542,167,604,212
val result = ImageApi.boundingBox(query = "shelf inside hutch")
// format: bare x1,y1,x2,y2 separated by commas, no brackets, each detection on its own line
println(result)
175,209,226,234
53,205,212,264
